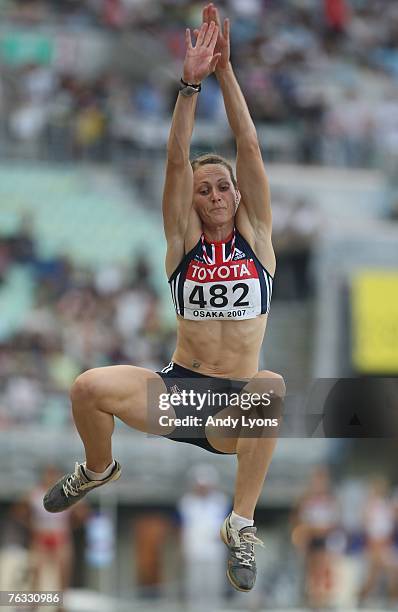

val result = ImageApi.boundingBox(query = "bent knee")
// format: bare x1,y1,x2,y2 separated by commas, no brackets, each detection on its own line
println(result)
254,370,286,399
248,371,285,421
70,369,104,405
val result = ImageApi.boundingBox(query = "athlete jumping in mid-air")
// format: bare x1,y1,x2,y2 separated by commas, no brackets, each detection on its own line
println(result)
44,3,285,592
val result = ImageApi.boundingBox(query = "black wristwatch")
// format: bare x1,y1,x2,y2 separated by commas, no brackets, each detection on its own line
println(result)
179,78,201,97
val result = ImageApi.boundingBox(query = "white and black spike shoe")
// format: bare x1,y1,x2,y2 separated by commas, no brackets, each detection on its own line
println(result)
43,460,121,513
220,514,264,592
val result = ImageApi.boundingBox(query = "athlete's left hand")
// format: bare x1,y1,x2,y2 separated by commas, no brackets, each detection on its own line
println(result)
183,20,221,84
194,3,230,72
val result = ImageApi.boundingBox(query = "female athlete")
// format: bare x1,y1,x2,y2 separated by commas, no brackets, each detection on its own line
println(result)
44,3,285,592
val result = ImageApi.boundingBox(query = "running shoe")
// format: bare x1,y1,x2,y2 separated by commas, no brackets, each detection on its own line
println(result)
43,460,121,513
220,514,264,592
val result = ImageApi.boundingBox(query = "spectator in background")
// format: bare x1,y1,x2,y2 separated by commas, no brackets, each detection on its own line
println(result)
85,508,117,592
3,373,44,425
74,101,107,161
7,211,38,265
8,62,56,156
336,478,367,608
322,88,374,168
291,466,341,609
0,499,31,593
132,510,173,598
178,464,230,610
272,197,320,300
323,0,349,42
19,466,89,592
359,476,396,605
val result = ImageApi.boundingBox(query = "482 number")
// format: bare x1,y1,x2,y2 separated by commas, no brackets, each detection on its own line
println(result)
189,283,249,309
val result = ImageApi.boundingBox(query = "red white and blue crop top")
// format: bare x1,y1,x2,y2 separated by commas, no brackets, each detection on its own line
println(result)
168,229,273,321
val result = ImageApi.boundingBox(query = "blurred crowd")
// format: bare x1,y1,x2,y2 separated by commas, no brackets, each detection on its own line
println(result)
0,217,175,429
2,463,398,609
0,0,398,171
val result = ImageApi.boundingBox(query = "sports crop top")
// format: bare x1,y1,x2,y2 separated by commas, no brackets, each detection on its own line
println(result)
168,229,273,321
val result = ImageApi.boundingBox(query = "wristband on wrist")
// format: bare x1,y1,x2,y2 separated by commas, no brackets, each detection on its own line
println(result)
179,78,201,97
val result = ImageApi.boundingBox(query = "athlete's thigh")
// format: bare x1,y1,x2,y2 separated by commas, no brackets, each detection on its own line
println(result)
72,365,175,435
205,369,285,454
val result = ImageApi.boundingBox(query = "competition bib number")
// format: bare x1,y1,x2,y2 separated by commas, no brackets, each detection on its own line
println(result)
188,283,250,309
175,252,270,321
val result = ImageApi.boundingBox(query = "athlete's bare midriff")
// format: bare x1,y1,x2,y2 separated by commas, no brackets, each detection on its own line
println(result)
172,314,268,379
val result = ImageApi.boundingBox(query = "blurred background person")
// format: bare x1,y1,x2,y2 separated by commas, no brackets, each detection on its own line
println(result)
85,506,118,596
359,475,396,606
177,464,230,610
17,465,89,593
291,465,341,609
131,510,174,599
335,477,367,608
0,499,31,593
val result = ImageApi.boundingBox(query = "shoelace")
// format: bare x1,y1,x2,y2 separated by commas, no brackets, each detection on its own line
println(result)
229,525,264,567
236,532,264,567
62,462,89,498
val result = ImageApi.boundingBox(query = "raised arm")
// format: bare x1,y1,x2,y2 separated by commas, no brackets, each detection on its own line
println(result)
163,22,221,276
201,4,272,235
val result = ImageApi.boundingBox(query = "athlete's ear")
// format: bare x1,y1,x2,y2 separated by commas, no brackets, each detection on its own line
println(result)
234,189,241,211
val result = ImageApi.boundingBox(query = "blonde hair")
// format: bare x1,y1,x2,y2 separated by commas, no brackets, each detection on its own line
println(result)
191,153,237,189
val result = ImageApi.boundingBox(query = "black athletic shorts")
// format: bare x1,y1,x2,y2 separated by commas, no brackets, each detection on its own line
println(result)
156,361,247,455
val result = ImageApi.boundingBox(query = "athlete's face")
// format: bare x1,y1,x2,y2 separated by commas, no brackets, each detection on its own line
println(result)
193,164,239,227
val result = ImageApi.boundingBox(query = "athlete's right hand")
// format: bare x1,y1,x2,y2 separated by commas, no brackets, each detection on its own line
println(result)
183,21,221,84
